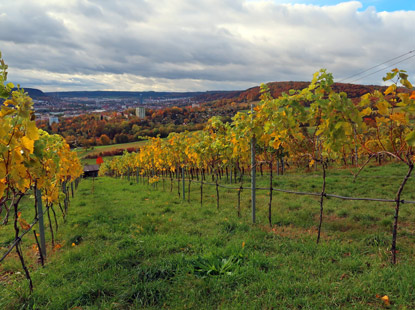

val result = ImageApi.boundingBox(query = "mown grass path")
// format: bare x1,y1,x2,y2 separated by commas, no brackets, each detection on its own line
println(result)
2,172,415,309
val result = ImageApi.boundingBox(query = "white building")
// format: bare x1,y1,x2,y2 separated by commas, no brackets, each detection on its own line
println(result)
136,107,146,119
49,116,59,126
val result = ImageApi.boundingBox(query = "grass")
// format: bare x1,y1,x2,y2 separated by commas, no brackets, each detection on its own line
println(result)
75,140,148,165
1,162,415,309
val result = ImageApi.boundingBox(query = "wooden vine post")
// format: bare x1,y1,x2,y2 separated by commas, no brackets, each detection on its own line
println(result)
237,184,242,218
391,163,413,264
33,230,44,266
163,173,165,191
188,178,191,203
215,172,220,209
251,102,256,224
316,161,327,244
182,166,185,201
46,203,55,247
268,161,273,227
177,171,180,198
200,178,203,208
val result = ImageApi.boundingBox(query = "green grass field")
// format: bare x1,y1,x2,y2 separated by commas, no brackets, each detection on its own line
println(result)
76,140,149,165
1,162,415,309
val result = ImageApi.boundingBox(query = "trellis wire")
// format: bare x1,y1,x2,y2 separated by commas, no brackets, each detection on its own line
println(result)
0,179,79,265
150,176,415,205
0,205,51,263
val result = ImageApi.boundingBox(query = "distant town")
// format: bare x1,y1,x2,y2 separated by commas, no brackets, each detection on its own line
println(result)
33,92,209,124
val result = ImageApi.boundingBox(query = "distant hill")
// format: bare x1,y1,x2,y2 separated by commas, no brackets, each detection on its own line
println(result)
13,88,48,99
34,81,397,104
45,90,240,100
232,82,392,103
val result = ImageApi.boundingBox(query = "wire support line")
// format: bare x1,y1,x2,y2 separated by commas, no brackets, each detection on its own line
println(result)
142,176,415,205
0,205,51,264
256,186,320,196
217,183,241,190
338,49,415,83
252,186,415,204
346,53,415,84
325,193,415,204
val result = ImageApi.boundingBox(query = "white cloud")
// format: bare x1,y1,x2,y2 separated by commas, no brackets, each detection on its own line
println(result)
0,0,414,91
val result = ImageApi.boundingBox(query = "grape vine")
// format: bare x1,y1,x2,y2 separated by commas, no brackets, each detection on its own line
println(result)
0,52,83,290
101,68,415,264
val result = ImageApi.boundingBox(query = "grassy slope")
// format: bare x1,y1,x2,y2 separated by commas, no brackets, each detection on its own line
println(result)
76,140,148,165
1,163,415,309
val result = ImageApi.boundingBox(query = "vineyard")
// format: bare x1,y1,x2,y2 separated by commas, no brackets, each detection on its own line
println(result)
2,172,415,308
101,68,415,265
2,50,415,308
0,53,83,290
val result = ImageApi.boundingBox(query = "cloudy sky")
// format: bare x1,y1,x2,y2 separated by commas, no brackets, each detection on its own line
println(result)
0,0,414,92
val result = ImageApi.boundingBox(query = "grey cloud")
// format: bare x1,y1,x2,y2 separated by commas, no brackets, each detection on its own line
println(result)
1,0,415,91
0,3,73,46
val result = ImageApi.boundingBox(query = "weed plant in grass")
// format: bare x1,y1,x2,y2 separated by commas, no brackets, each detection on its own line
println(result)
1,163,415,309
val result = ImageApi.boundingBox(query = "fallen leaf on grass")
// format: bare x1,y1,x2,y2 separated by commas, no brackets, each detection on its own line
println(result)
376,294,390,306
381,295,390,306
54,243,63,250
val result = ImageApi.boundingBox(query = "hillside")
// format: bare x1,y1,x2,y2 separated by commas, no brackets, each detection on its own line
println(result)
233,81,391,103
42,82,389,103
37,81,396,148
12,87,47,99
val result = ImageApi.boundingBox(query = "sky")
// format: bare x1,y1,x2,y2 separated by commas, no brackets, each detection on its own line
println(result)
0,0,414,92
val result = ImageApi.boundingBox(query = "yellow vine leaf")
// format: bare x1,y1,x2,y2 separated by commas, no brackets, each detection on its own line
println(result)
384,84,396,96
359,107,372,117
21,136,34,153
405,131,415,146
272,139,281,150
0,106,14,117
376,101,389,116
26,123,39,140
0,179,6,199
389,112,407,125
401,79,413,89
3,100,13,106
0,163,6,179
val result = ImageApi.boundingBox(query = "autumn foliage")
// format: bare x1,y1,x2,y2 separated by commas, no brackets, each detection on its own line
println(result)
101,68,415,264
0,52,83,290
